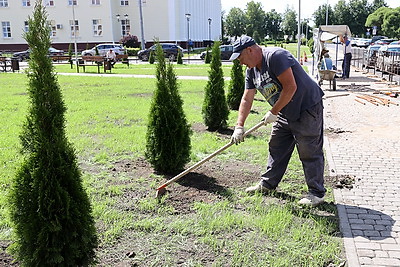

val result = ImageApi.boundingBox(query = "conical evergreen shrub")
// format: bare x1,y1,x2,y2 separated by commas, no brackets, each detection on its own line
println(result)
202,41,229,131
9,2,98,266
149,50,155,64
227,59,245,110
177,51,183,64
204,46,211,64
145,43,191,174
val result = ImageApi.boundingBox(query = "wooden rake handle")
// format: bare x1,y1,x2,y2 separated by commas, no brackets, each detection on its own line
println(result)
156,121,265,191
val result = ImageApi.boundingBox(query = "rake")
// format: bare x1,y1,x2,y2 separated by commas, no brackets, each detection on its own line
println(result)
155,121,265,198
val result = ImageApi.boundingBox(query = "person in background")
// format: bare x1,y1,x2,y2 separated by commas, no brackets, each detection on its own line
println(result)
320,53,333,70
106,49,117,67
340,35,352,78
229,35,326,207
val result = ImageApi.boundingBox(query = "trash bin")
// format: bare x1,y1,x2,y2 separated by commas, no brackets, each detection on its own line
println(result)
11,57,19,72
104,60,111,71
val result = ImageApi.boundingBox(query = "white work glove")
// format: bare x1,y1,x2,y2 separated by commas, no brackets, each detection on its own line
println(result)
263,111,278,125
231,126,245,144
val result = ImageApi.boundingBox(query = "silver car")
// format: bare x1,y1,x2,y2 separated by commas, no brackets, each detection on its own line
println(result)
81,43,126,56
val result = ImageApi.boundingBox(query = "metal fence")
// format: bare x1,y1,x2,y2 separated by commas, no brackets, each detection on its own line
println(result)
351,47,400,82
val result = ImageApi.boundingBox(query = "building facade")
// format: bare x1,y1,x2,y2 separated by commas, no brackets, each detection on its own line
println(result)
0,0,221,51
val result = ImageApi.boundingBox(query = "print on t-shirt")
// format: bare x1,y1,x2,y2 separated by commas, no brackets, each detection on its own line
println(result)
253,72,281,106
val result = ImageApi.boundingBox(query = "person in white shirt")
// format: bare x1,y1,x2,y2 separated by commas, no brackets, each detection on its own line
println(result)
340,35,352,78
106,49,117,67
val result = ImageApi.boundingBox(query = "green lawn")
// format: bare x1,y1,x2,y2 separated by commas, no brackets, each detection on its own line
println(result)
0,55,343,266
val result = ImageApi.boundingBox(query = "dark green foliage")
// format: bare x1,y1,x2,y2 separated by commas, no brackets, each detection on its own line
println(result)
149,50,155,64
177,50,183,64
227,59,245,110
202,41,229,131
9,2,97,266
204,46,211,64
145,43,191,174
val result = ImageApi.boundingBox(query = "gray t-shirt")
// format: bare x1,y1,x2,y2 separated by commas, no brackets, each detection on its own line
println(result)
245,47,324,121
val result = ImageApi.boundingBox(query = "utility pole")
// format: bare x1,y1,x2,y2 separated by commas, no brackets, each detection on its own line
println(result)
71,1,78,72
297,0,301,61
138,0,145,50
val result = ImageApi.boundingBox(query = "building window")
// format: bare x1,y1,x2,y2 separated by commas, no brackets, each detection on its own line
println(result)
0,0,9,8
69,20,79,37
24,21,29,32
49,20,56,37
92,19,102,36
91,0,100,4
22,0,31,6
2,21,11,38
68,0,77,5
45,0,55,6
120,0,128,6
121,19,130,36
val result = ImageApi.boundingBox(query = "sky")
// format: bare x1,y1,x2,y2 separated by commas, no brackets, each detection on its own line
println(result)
221,0,399,25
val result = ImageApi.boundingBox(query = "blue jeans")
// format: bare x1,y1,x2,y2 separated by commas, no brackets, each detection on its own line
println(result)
260,101,326,198
342,53,352,78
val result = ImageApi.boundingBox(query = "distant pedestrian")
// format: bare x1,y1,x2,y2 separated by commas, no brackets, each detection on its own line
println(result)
340,35,352,78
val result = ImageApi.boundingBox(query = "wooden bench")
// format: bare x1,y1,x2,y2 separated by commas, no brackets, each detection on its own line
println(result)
78,55,106,73
0,56,16,72
50,55,73,68
116,54,129,67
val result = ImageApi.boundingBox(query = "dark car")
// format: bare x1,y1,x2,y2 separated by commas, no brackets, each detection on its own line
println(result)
13,47,65,61
370,35,388,45
374,39,396,46
200,45,234,60
138,43,183,61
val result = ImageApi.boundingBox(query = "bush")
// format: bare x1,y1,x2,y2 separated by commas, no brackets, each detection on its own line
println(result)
227,59,245,110
9,3,97,266
204,46,211,64
202,41,229,131
149,50,155,64
308,38,315,54
145,43,191,174
119,34,140,48
177,51,183,64
126,47,140,56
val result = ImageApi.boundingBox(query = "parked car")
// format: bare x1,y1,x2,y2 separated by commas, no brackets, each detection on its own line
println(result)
351,38,361,46
137,43,183,61
373,39,396,46
389,41,400,46
370,35,388,45
363,44,381,68
81,43,126,56
355,38,371,48
200,45,234,60
13,47,65,61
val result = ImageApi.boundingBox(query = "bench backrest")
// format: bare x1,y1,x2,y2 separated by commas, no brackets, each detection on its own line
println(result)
82,55,104,61
116,54,128,60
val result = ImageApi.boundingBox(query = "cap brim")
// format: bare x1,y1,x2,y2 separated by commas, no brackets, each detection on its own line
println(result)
229,52,241,61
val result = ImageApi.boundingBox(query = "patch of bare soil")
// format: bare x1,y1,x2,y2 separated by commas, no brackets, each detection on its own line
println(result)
0,143,342,266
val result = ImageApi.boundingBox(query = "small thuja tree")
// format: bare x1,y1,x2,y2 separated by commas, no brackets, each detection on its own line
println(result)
9,2,97,266
149,50,155,64
146,43,191,174
227,59,245,110
177,51,183,64
202,41,229,131
204,46,211,64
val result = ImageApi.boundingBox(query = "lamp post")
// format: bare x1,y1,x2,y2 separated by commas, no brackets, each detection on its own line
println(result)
116,14,120,22
185,13,191,63
208,18,212,41
326,0,329,25
297,0,301,61
71,1,78,72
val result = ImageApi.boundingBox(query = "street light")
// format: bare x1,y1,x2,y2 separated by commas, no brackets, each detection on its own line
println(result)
185,13,191,63
116,14,120,22
208,18,212,41
138,0,146,50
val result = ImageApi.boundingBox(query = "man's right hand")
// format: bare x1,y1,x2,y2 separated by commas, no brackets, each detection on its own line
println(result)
231,126,245,144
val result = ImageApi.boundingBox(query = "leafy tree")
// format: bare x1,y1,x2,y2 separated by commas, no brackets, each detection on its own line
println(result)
225,7,247,38
227,59,244,110
313,4,336,27
265,9,282,40
370,0,388,11
365,6,392,35
245,1,266,42
281,8,297,40
202,41,229,131
145,43,191,174
381,7,400,38
9,2,97,266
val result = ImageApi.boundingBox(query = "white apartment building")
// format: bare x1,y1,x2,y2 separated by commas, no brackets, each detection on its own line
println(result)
0,0,221,51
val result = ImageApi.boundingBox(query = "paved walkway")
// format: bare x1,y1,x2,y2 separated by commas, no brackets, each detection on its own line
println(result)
321,66,400,266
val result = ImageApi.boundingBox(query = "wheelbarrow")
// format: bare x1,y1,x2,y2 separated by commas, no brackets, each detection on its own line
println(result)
318,69,337,91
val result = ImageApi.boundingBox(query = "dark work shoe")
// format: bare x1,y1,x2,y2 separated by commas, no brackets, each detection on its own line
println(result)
245,183,272,194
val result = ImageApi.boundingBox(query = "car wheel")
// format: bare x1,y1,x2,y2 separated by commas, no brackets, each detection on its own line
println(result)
168,54,175,61
142,54,148,61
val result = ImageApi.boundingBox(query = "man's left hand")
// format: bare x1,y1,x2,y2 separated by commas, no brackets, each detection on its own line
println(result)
263,111,278,125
